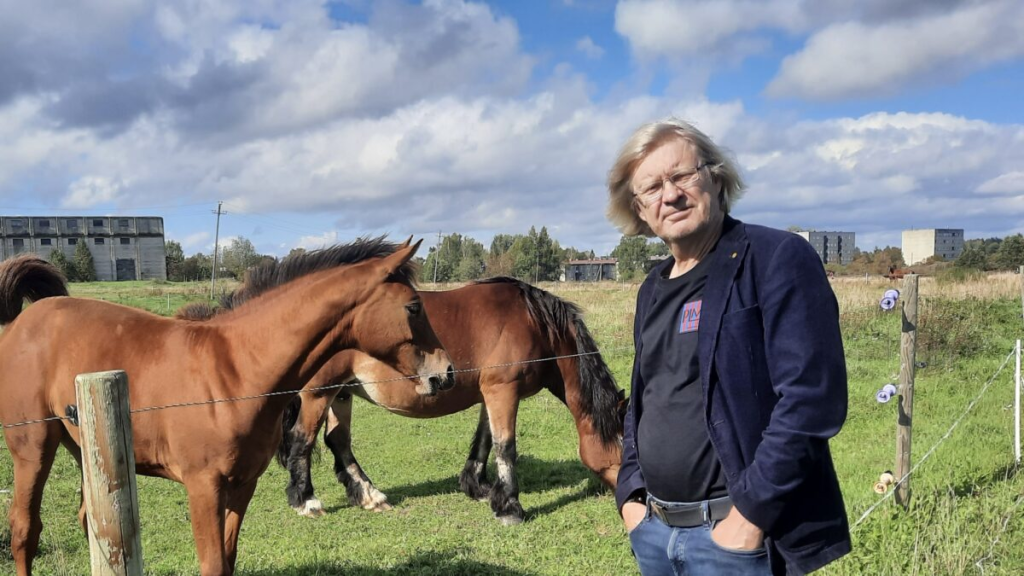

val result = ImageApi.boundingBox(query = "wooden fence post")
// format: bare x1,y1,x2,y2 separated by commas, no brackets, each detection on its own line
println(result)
75,370,144,575
895,275,919,508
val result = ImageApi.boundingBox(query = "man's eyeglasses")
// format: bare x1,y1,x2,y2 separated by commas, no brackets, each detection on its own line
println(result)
633,163,714,207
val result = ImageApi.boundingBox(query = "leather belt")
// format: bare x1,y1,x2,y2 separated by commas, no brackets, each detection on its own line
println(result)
648,496,733,528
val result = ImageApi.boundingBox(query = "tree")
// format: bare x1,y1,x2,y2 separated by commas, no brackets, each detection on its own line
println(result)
994,234,1024,270
48,249,75,281
180,253,213,282
611,235,651,281
73,240,96,282
220,237,261,279
954,246,987,270
165,240,186,281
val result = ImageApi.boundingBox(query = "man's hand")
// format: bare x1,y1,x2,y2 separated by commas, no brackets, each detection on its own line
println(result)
622,501,647,533
710,506,764,551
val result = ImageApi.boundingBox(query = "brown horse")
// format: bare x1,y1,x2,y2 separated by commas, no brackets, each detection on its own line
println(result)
180,248,625,525
0,238,454,576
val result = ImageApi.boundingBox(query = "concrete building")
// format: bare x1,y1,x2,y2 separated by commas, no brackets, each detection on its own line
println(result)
795,231,856,265
902,228,964,265
564,258,617,281
0,216,167,281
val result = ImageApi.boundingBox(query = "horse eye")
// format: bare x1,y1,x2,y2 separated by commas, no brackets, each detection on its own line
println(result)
405,301,422,316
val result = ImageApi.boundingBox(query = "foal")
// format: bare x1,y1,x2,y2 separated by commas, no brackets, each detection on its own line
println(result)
0,239,453,576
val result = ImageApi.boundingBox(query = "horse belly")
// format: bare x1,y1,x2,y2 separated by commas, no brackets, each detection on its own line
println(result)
358,380,482,418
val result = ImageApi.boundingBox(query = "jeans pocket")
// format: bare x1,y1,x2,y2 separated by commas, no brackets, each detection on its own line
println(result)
707,521,767,556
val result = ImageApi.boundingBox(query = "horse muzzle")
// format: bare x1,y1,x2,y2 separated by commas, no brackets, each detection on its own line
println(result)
427,365,455,393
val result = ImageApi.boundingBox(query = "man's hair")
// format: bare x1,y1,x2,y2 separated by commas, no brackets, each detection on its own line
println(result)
606,118,746,237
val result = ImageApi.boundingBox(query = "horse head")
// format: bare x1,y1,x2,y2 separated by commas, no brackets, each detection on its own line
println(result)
348,239,455,396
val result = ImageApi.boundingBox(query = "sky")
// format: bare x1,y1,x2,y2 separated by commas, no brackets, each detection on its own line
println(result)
1,0,1023,257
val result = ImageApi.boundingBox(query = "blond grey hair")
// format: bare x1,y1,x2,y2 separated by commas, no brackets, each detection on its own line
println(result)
606,118,746,237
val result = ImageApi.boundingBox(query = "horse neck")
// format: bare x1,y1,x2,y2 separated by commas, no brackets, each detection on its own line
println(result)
216,268,370,393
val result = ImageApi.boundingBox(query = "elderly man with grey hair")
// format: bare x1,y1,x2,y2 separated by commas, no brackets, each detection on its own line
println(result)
610,119,850,575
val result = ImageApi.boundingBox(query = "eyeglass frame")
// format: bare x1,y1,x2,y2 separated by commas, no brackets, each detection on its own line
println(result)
632,162,716,207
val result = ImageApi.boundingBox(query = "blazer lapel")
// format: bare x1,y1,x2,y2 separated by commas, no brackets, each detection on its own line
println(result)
698,217,749,389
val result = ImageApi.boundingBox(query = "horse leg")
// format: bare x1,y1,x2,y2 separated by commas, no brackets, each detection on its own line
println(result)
7,424,61,576
284,395,331,518
483,391,525,525
458,405,493,501
324,394,391,512
59,437,89,537
185,476,230,576
223,478,259,569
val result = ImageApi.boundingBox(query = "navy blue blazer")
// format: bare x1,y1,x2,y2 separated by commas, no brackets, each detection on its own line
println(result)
616,217,851,575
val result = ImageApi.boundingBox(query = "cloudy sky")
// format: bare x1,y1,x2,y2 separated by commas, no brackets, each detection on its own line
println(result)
2,0,1023,256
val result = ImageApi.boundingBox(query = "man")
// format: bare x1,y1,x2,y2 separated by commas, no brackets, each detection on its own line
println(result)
607,119,850,575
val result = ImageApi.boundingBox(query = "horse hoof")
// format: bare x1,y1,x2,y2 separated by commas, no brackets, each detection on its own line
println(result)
295,499,326,518
497,514,524,526
366,501,393,513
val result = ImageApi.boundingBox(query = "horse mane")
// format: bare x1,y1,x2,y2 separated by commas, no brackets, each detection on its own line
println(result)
473,277,622,447
0,255,70,325
178,236,419,319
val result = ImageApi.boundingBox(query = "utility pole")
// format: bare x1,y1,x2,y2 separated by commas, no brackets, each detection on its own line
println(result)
433,230,442,284
210,201,223,300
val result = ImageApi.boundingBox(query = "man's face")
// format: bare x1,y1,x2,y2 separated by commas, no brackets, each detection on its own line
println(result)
631,138,723,245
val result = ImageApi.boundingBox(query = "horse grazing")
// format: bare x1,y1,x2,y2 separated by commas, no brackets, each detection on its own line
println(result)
0,239,454,576
180,248,625,525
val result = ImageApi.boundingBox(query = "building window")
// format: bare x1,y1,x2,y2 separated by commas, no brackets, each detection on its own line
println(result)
66,219,78,229
38,219,50,227
68,238,78,245
41,238,52,246
93,219,103,227
12,238,24,247
10,218,24,228
95,238,105,245
118,218,130,229
119,237,131,245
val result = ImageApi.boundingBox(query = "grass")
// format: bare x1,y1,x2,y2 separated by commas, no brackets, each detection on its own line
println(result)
2,274,1023,574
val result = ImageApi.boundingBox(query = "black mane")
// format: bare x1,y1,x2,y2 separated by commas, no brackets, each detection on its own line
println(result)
221,236,418,311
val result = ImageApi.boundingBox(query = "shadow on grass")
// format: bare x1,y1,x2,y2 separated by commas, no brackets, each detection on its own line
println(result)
948,461,1020,498
323,455,604,521
236,549,538,576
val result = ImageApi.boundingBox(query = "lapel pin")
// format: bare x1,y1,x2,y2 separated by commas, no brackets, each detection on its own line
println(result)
730,252,737,259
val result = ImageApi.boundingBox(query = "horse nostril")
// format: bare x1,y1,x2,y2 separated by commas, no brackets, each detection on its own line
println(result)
441,365,455,390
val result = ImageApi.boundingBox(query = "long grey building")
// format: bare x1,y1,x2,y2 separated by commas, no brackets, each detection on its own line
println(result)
796,231,855,265
902,228,964,265
1,216,167,281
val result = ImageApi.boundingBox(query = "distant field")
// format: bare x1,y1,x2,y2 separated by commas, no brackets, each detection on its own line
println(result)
1,274,1022,574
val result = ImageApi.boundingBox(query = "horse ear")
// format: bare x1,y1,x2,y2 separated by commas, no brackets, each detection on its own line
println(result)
398,235,414,249
379,238,422,277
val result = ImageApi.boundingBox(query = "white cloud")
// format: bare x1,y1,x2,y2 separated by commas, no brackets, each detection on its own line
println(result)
296,230,339,250
766,0,1024,100
976,172,1024,195
576,36,604,59
178,231,211,250
61,176,127,208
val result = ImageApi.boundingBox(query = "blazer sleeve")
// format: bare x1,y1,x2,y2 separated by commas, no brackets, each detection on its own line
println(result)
728,234,848,533
615,285,649,512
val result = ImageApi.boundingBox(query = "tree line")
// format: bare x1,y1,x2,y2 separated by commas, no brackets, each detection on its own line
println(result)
155,229,670,284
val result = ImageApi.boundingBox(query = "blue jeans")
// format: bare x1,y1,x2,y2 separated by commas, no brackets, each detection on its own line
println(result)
628,498,771,576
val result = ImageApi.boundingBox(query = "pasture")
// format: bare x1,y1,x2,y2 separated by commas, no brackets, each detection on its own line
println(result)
2,274,1023,575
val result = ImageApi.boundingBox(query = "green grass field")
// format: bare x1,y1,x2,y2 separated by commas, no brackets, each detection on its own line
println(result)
2,275,1023,574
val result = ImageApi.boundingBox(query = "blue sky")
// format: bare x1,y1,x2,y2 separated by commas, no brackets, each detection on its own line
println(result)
1,0,1022,257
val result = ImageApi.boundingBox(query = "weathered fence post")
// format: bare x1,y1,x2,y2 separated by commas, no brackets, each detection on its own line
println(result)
1019,266,1024,320
75,370,144,575
895,274,919,508
1016,339,1021,464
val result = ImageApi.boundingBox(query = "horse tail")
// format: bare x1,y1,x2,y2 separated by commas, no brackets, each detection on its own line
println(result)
0,255,69,325
277,395,303,468
474,277,623,448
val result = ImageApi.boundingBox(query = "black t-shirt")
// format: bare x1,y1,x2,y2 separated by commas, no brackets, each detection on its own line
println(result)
637,255,728,503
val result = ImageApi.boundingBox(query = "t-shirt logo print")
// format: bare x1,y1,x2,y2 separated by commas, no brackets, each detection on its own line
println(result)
678,300,702,334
